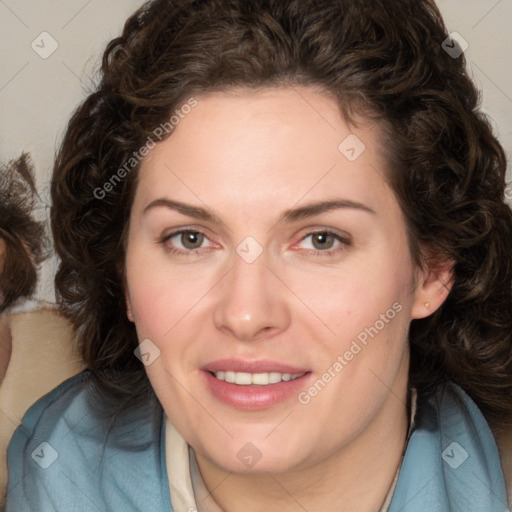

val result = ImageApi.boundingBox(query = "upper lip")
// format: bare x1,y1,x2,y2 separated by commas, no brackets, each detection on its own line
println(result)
201,359,309,374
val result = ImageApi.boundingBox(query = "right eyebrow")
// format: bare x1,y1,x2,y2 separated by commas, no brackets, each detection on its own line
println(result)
143,198,222,224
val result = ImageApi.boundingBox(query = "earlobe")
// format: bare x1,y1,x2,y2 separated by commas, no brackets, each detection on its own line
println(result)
411,260,454,319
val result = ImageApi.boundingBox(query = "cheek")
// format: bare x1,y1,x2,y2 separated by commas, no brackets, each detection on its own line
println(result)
292,249,414,342
125,251,200,393
126,244,206,338
127,275,171,338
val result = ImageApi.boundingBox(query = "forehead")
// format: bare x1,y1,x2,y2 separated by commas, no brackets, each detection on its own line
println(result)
135,87,394,216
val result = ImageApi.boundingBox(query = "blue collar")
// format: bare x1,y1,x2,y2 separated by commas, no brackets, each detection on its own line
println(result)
389,382,509,511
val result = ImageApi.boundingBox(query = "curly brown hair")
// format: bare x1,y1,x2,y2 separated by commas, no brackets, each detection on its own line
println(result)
51,0,512,429
0,153,47,313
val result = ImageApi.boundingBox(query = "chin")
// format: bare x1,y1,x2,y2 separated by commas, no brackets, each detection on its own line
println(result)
196,430,309,474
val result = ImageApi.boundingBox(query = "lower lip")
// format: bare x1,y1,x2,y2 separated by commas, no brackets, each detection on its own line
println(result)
202,371,312,411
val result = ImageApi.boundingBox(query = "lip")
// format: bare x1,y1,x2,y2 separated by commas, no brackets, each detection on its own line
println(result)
201,359,312,411
201,358,309,374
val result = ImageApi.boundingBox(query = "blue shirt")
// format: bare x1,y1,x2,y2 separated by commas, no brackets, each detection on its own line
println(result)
5,370,510,511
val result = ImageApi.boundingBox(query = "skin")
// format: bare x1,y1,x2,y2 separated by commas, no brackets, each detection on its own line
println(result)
124,87,452,512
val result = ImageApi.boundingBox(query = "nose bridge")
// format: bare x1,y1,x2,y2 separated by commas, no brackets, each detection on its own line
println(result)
213,242,288,340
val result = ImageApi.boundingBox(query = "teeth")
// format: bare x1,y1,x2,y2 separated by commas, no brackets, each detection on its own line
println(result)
213,371,305,385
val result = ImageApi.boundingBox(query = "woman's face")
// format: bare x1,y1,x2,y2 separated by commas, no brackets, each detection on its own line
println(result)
125,87,447,474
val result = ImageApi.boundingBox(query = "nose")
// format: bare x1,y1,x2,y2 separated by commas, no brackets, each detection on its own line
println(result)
213,249,290,342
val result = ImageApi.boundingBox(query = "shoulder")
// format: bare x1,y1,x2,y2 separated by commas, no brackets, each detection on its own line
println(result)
396,381,509,511
6,371,171,511
415,381,503,467
435,382,512,508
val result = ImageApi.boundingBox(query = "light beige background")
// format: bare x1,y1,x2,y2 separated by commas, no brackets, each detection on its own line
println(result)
0,0,511,305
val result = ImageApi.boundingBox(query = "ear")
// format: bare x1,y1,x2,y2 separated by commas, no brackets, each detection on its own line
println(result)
411,259,454,319
125,288,135,323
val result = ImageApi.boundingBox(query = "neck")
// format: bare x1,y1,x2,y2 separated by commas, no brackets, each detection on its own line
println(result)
195,381,410,512
0,313,12,382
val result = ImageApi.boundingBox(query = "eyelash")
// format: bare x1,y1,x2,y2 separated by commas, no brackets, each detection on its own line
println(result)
159,228,351,257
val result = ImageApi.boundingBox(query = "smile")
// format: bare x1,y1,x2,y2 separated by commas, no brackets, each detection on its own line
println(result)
212,371,306,386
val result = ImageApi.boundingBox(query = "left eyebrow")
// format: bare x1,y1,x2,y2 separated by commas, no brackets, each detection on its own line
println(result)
279,198,376,223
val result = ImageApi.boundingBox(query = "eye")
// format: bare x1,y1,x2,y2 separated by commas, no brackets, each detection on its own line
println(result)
296,230,351,256
160,229,214,254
